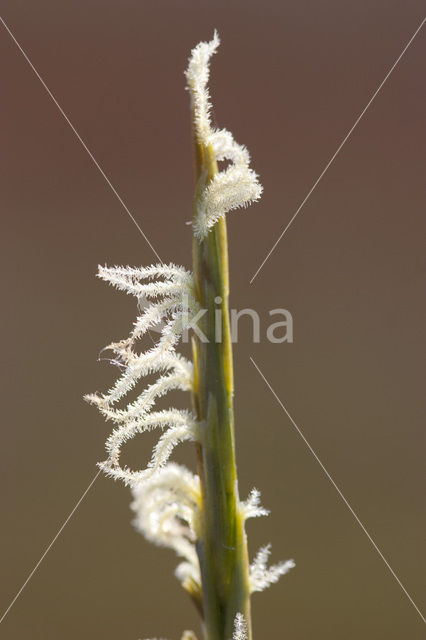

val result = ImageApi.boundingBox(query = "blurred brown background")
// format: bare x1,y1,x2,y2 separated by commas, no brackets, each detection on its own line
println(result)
1,2,425,639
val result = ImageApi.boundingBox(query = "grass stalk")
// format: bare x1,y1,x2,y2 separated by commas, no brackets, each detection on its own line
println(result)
191,142,252,640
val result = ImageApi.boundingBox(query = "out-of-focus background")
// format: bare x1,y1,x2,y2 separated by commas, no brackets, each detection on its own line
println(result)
1,2,425,638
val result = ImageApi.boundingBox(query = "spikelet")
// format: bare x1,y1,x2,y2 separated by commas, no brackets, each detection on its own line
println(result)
239,489,295,594
240,488,270,520
85,263,200,487
131,463,201,591
185,31,263,240
249,544,295,594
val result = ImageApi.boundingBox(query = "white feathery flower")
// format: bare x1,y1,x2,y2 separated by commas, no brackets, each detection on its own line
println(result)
131,463,201,590
240,489,295,594
231,613,247,640
185,32,263,240
184,30,220,143
240,488,270,520
196,164,262,240
249,544,295,594
85,263,200,487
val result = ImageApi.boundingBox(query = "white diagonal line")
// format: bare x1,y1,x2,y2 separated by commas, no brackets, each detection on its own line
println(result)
1,16,163,264
1,21,162,624
0,470,100,625
250,356,426,624
250,16,426,284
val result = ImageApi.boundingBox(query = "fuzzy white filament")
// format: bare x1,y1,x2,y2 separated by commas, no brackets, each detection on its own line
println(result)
85,263,199,486
131,463,201,590
249,544,295,593
240,488,270,520
185,31,263,240
231,613,247,640
240,490,295,594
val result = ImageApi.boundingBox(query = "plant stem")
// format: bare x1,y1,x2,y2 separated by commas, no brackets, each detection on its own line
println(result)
192,142,252,640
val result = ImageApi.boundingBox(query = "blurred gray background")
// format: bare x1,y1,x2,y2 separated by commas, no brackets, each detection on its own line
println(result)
1,2,425,638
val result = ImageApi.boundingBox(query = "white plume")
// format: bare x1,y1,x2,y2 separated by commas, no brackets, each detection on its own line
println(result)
240,490,295,594
249,544,295,593
131,463,201,591
185,31,262,240
85,263,199,486
240,488,270,520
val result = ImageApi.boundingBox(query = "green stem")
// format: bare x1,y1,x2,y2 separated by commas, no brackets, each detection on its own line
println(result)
192,143,252,640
